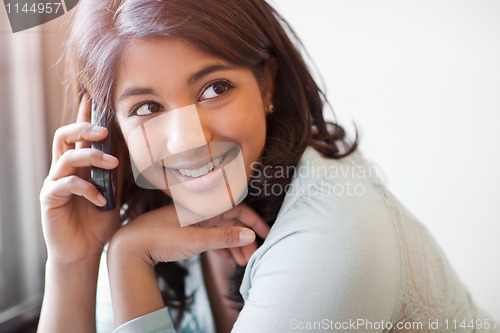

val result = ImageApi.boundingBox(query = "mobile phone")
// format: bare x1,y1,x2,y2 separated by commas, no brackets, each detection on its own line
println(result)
91,100,116,210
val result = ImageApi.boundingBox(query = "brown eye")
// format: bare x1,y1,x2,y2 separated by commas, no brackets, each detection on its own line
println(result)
131,102,163,116
213,83,227,95
199,80,234,101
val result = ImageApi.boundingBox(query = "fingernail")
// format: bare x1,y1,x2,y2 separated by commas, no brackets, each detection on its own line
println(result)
103,154,117,163
96,194,107,206
239,229,255,244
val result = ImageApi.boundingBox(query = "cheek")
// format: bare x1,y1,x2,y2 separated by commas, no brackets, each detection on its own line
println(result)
125,131,157,186
119,121,169,191
218,92,267,145
119,123,146,166
226,100,267,174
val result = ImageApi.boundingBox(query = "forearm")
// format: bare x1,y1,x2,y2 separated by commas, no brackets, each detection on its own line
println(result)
38,255,100,333
105,204,259,328
107,232,164,327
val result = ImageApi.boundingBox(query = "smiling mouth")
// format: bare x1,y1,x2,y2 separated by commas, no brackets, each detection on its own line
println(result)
160,144,238,181
177,155,223,178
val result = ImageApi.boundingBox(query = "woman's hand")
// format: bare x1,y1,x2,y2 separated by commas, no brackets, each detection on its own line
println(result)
106,203,270,326
108,203,269,267
197,204,270,266
40,94,120,265
38,95,122,333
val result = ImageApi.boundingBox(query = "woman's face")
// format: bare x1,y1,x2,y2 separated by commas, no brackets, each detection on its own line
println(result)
114,37,273,223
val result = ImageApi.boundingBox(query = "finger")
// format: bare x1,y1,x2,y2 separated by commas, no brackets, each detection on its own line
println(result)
197,219,258,265
212,248,231,259
41,175,106,209
77,93,91,122
76,94,92,150
147,226,256,263
241,241,258,263
49,148,118,181
228,247,247,266
228,241,258,266
200,218,244,229
212,204,270,239
52,122,108,163
191,226,256,253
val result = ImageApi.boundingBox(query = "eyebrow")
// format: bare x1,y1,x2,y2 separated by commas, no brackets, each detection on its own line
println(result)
187,63,236,84
118,87,157,103
118,63,236,103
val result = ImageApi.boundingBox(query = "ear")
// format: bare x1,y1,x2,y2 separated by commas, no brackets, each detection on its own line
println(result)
260,57,278,110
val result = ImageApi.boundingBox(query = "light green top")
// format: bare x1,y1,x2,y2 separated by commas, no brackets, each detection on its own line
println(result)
99,147,497,333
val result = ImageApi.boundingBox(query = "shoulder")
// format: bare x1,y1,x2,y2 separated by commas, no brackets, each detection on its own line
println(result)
236,147,401,328
275,147,385,218
260,147,400,258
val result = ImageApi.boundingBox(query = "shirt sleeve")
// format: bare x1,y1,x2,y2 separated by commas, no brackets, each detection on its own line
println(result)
231,175,402,333
112,308,175,333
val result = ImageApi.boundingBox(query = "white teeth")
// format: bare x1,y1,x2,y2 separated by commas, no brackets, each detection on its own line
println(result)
178,156,223,178
199,165,209,176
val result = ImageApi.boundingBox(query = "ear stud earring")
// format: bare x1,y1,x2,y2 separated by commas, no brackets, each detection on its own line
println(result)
268,104,275,114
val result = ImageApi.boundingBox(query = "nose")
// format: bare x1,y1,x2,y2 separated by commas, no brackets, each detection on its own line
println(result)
165,104,210,156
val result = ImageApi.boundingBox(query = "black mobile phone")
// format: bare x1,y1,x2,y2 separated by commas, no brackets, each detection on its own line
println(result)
91,100,116,210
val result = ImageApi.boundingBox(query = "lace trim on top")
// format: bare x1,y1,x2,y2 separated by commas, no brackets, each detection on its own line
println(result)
363,169,478,333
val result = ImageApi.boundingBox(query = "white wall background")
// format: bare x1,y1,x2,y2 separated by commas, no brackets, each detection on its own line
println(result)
271,0,500,317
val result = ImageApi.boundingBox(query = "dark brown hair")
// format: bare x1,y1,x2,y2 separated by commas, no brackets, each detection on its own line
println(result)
64,0,357,329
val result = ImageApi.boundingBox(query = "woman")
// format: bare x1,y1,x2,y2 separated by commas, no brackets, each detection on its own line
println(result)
38,0,496,332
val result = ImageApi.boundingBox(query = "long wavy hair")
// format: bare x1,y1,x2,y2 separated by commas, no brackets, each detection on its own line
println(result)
63,0,357,329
